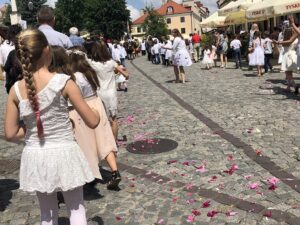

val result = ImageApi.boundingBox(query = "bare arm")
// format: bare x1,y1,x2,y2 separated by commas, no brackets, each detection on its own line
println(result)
4,88,25,141
289,15,300,36
63,80,100,129
115,65,129,79
273,33,297,46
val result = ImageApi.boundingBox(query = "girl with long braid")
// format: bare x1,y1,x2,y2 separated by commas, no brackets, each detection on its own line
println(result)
4,29,99,225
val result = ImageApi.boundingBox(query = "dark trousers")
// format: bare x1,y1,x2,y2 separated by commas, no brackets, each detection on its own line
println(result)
161,54,166,65
233,48,242,68
147,50,151,61
142,50,146,56
264,54,273,72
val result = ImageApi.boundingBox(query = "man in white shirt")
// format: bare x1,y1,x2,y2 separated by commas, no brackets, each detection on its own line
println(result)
230,34,242,69
263,31,273,73
153,40,161,64
141,40,146,56
37,6,73,48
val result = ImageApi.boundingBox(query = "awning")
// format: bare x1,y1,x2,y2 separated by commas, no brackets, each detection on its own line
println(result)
247,0,300,20
200,11,226,28
219,0,259,16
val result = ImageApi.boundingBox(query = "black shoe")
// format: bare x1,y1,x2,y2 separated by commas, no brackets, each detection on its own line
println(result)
124,87,128,92
107,170,121,190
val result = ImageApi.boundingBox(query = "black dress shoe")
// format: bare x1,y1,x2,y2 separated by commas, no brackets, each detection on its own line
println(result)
107,170,121,190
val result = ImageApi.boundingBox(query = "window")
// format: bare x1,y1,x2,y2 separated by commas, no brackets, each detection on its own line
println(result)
137,27,141,33
166,18,171,24
180,17,185,22
167,6,174,14
181,28,186,34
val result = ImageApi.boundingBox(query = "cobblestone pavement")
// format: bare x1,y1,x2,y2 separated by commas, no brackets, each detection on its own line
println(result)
1,57,300,225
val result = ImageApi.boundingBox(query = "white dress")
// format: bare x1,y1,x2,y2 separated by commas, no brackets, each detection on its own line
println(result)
281,39,298,72
88,59,118,117
249,38,265,66
14,73,94,193
202,49,213,64
172,37,192,67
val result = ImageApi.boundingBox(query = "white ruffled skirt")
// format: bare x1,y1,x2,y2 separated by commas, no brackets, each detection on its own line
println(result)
173,49,192,67
19,141,94,193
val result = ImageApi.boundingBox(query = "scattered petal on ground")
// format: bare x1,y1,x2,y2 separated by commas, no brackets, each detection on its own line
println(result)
224,164,238,175
207,210,218,217
225,211,238,216
186,199,196,204
227,155,233,161
167,160,177,164
158,219,165,224
192,209,201,216
195,165,206,173
263,211,272,218
202,200,211,208
267,177,279,185
249,183,260,190
186,215,195,223
209,175,218,183
185,183,194,190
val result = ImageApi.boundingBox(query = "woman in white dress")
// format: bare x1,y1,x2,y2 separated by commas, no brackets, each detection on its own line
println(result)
273,26,298,93
163,29,192,83
249,31,265,76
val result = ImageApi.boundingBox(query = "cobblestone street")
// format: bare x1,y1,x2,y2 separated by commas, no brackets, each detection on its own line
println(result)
1,56,300,225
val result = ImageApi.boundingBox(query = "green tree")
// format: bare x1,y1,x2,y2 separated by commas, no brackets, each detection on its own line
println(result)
141,7,168,38
54,0,85,33
4,0,46,27
19,0,47,27
83,0,130,40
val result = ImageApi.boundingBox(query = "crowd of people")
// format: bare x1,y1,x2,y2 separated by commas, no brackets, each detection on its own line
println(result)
2,4,300,224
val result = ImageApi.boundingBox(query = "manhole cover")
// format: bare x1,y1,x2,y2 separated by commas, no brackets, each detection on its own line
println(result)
0,159,20,174
126,138,178,154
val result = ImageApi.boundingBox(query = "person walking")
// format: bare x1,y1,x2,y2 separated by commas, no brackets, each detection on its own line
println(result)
5,29,99,225
263,31,273,73
230,34,242,69
249,31,265,76
192,33,201,62
163,29,192,83
37,6,73,48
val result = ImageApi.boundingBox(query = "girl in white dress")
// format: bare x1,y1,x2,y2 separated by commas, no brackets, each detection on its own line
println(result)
5,29,99,225
164,39,173,66
163,29,192,83
87,41,128,140
202,45,213,69
249,31,265,76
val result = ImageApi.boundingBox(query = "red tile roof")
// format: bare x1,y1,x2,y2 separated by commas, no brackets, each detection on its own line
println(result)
132,0,192,25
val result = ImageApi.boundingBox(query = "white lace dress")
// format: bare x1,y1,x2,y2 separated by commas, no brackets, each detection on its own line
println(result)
14,73,94,193
172,37,192,67
281,39,298,72
249,38,265,66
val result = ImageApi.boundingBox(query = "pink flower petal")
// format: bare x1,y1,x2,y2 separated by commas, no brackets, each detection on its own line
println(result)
186,199,196,204
263,211,272,218
167,160,177,164
227,155,233,161
202,200,211,208
192,209,201,216
225,211,238,216
267,177,279,185
207,210,218,217
182,161,190,166
158,219,165,224
196,165,206,173
268,184,277,190
185,183,194,190
116,216,122,221
208,175,217,183
249,183,260,190
224,164,238,175
244,175,252,180
186,215,195,223
172,197,178,203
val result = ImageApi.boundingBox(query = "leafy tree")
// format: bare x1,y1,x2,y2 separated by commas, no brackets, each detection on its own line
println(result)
4,0,46,27
83,0,130,40
54,0,85,33
141,7,168,38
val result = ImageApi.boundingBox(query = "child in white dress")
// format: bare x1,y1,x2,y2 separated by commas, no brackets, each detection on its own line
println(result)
87,40,128,140
202,45,213,69
5,29,100,225
249,31,265,76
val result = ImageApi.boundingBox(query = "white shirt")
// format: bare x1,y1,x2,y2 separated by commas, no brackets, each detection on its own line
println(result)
74,72,96,98
0,40,14,66
112,47,121,62
263,38,273,54
230,39,241,50
153,43,160,54
172,37,186,53
120,46,127,58
141,42,146,51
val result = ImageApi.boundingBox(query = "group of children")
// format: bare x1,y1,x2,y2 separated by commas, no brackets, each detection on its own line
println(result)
5,29,128,225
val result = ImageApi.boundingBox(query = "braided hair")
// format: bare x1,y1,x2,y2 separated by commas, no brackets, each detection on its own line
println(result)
15,29,49,139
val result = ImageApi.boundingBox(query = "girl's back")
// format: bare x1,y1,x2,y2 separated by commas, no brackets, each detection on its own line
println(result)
14,73,74,145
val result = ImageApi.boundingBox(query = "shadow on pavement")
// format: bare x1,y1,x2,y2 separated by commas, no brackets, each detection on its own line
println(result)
243,73,258,77
0,179,19,211
90,216,105,225
272,87,300,100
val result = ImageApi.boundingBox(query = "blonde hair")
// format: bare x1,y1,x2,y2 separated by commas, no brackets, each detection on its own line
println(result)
15,29,49,139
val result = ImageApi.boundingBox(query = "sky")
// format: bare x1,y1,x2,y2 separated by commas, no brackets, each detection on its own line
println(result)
0,0,218,21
